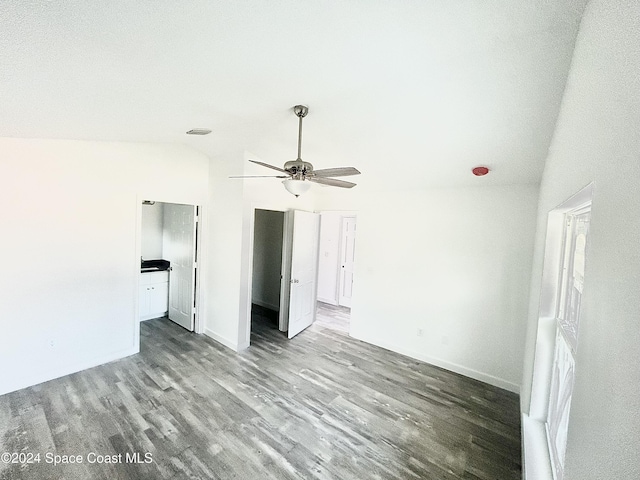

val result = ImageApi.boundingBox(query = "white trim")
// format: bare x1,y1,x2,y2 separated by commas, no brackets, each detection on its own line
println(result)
350,330,520,393
529,316,557,419
204,328,239,352
524,182,594,480
252,299,280,312
243,204,291,349
552,182,594,213
193,204,205,334
140,312,168,322
134,197,143,351
522,413,554,480
0,346,138,397
317,296,339,306
279,209,293,332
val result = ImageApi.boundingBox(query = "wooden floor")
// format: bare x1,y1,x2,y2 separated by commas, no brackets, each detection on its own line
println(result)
0,316,521,479
315,302,351,334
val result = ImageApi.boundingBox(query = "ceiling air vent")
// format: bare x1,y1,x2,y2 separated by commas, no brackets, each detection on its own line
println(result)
186,128,212,135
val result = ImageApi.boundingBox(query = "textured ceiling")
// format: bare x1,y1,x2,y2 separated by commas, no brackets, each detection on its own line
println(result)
0,0,587,189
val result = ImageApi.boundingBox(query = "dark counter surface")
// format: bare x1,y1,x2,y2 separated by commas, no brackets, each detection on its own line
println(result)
141,259,170,273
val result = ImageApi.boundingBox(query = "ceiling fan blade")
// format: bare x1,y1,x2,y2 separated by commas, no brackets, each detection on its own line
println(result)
311,167,361,178
248,159,288,173
229,175,289,178
307,177,357,188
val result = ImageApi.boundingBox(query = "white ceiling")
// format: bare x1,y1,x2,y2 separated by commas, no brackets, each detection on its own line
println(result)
0,0,587,189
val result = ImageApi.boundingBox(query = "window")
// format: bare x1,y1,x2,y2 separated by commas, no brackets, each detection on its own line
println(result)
546,208,590,480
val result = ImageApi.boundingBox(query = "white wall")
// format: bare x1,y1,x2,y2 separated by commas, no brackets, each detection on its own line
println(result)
317,184,539,391
521,0,640,477
0,138,209,396
141,202,164,259
251,209,284,310
204,152,246,350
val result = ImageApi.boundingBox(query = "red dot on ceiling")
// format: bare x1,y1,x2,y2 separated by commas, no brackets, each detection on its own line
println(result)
472,166,490,176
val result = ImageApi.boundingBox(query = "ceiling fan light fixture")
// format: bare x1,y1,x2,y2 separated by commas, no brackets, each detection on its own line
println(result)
282,178,311,197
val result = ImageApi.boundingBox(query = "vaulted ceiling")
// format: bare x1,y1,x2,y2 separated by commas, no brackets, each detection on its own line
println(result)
0,0,587,189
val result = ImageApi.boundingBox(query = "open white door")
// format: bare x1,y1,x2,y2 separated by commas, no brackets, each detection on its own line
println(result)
287,210,320,339
338,216,356,307
164,204,197,331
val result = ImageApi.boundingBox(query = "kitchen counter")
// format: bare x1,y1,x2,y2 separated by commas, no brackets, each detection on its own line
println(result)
141,259,170,273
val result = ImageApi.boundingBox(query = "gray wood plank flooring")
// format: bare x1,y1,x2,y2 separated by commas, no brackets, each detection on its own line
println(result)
315,302,351,334
0,316,521,479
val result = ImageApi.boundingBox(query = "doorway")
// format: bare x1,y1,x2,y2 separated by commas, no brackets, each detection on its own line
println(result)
248,208,321,343
251,209,285,332
139,200,200,333
316,211,357,334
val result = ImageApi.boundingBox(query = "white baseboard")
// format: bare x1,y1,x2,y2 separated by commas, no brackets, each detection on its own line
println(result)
140,311,168,321
317,297,339,306
203,328,238,352
251,299,280,312
350,330,520,393
0,346,138,397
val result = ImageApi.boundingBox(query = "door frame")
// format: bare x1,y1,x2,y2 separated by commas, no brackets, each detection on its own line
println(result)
242,204,289,350
316,210,358,306
279,210,293,332
244,204,325,347
134,196,204,351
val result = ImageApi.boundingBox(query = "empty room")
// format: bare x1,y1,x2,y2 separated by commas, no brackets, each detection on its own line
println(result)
1,1,638,479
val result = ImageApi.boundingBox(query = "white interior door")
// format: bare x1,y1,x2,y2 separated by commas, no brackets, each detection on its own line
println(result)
338,216,356,307
164,204,196,331
287,210,320,339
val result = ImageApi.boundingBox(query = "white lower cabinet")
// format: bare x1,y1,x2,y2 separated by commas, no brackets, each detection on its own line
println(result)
140,271,169,321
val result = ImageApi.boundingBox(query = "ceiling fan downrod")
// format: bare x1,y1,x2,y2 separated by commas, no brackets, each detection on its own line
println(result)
284,105,312,179
294,105,308,162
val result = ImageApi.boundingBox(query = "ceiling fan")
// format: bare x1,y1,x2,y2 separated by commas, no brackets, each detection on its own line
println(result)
230,105,361,197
